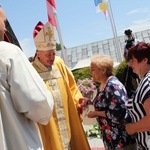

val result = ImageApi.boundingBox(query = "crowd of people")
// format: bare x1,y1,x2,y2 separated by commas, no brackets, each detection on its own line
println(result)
79,35,150,149
1,5,150,150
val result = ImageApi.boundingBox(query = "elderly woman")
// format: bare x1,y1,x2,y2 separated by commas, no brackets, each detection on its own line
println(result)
80,54,136,150
125,42,150,149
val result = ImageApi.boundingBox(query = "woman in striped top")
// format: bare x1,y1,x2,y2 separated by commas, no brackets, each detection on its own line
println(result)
125,42,150,149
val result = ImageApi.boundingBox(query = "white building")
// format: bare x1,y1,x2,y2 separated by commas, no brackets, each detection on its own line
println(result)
56,29,150,69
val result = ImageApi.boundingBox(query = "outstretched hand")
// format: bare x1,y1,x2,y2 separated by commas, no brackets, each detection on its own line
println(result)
87,111,98,118
78,97,92,114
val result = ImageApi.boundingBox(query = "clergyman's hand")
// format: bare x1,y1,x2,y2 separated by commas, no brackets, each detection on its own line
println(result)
79,97,91,107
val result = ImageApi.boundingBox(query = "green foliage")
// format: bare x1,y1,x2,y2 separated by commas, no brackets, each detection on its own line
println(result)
56,43,66,51
113,66,118,75
85,124,101,138
72,66,118,82
56,43,61,51
115,59,128,84
115,59,140,98
72,67,91,82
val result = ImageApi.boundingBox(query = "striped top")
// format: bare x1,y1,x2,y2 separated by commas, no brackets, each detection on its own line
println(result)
127,71,150,149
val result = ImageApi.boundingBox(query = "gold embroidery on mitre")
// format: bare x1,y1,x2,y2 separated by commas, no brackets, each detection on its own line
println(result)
37,42,56,49
36,26,56,49
34,22,56,50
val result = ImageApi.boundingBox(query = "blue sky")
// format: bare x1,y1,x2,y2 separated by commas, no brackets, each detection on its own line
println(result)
1,0,150,58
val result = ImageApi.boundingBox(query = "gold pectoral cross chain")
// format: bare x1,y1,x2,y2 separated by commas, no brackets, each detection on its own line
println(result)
49,79,55,90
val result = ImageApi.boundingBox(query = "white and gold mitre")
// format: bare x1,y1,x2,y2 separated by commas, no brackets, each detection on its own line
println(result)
33,21,56,51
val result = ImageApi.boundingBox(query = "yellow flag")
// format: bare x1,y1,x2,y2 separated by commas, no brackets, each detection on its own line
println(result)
99,2,108,11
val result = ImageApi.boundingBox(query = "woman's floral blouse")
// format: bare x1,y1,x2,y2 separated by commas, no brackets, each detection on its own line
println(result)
93,76,135,149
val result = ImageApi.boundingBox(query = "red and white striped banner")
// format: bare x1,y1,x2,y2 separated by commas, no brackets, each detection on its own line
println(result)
46,0,57,27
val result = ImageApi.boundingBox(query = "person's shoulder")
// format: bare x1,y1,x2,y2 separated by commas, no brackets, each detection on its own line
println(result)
0,41,22,58
0,41,21,51
54,56,70,71
0,41,16,47
55,56,65,64
109,76,123,86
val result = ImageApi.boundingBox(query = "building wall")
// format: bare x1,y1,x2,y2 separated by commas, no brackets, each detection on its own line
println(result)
56,29,150,69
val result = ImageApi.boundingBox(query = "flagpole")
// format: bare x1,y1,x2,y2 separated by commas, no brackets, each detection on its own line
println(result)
46,0,68,66
107,0,122,62
107,9,120,62
54,13,68,66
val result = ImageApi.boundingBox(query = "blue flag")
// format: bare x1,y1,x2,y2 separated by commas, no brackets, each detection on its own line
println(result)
94,0,103,6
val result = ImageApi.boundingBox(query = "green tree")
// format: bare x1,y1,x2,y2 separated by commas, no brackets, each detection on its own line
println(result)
115,59,140,98
72,67,91,82
56,43,66,51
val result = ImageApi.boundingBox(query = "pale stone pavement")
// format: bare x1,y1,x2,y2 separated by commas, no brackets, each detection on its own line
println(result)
83,125,105,150
88,137,105,150
82,105,105,150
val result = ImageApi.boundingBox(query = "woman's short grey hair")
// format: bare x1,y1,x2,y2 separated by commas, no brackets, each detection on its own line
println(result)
90,54,114,76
